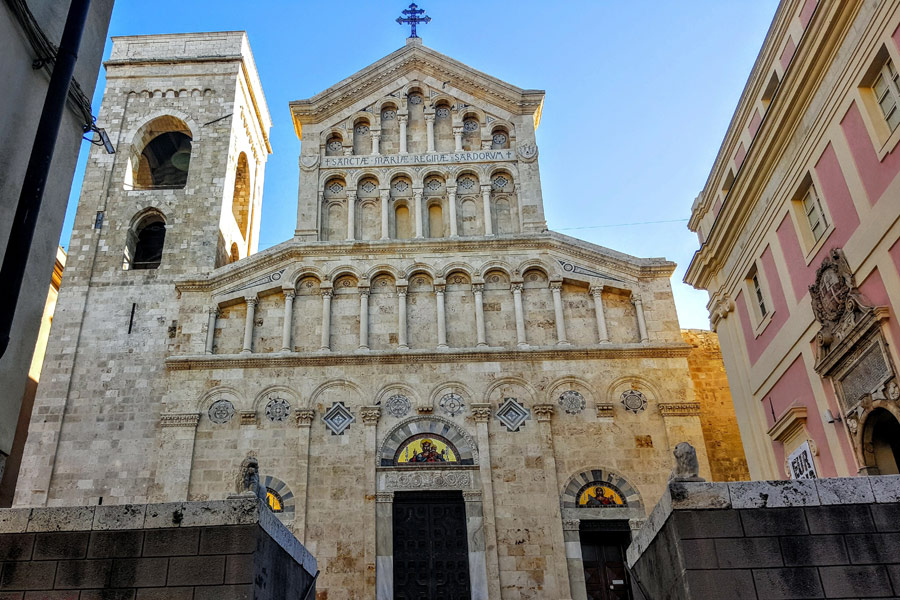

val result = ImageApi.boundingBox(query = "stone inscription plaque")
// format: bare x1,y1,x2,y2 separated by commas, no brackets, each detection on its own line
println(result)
321,149,516,168
838,341,891,411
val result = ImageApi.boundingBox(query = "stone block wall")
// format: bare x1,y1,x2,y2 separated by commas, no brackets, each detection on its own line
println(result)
627,476,900,600
0,498,315,599
682,329,750,482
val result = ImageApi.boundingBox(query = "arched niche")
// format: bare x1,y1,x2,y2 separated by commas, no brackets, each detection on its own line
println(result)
860,407,900,474
232,152,252,239
560,468,644,519
377,416,478,467
123,209,166,270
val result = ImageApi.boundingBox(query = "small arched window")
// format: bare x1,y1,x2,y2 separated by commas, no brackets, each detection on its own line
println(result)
230,243,240,263
134,132,191,189
124,211,166,270
232,153,252,239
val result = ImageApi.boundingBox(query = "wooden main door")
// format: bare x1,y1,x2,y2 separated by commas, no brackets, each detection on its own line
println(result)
580,527,632,600
392,490,471,600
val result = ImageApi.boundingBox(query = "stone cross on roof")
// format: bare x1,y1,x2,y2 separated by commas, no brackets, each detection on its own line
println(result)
396,3,431,39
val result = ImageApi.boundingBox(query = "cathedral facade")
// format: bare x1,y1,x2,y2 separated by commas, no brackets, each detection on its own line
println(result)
17,32,725,600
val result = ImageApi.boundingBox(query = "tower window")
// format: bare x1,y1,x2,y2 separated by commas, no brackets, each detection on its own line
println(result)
124,212,166,270
135,132,192,189
800,184,826,242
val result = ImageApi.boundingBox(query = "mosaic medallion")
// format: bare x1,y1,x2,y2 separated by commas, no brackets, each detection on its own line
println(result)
386,394,412,418
265,398,291,422
326,140,342,153
361,180,377,193
208,399,235,425
621,389,647,414
463,119,479,132
323,402,354,435
439,392,465,417
425,178,442,191
408,94,423,105
354,124,369,135
558,390,585,415
436,107,450,118
381,109,396,120
492,133,508,146
492,175,509,190
458,176,475,190
496,397,528,431
392,180,409,193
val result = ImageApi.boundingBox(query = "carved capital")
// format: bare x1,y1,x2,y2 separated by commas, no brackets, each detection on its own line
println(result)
376,491,395,503
283,290,296,300
321,289,334,299
533,403,555,421
630,294,642,306
244,296,258,306
589,285,604,297
398,114,408,123
446,185,457,196
347,189,358,200
480,184,492,195
472,283,484,294
295,408,315,427
562,519,580,531
240,410,257,426
361,406,381,425
160,413,200,428
208,307,220,317
511,283,524,294
550,282,563,292
462,490,483,502
452,126,463,135
424,113,435,122
471,403,493,422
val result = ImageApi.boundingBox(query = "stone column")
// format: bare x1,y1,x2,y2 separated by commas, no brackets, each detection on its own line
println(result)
471,404,502,600
205,307,219,354
399,114,408,154
397,285,409,350
319,289,333,351
281,291,295,352
481,185,493,236
375,491,394,600
590,285,609,343
241,296,257,354
359,285,370,351
294,408,315,544
464,490,491,600
361,406,381,598
151,413,200,502
425,113,435,153
371,130,381,155
380,189,390,239
473,283,487,347
453,125,463,152
563,519,587,600
511,284,528,348
435,283,448,349
632,293,649,343
534,404,574,599
447,185,459,237
347,189,357,241
413,189,424,239
550,282,570,346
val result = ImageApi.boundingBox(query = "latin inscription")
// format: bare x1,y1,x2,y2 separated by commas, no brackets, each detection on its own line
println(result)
321,149,516,168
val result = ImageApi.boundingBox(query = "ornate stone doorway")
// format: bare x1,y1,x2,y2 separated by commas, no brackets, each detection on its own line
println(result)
392,490,471,599
579,522,632,600
864,408,900,474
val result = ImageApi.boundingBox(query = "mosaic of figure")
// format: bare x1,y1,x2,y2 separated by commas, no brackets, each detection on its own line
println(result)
577,482,625,507
396,436,458,464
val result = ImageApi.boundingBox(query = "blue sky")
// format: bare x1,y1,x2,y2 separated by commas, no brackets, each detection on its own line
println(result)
63,1,780,329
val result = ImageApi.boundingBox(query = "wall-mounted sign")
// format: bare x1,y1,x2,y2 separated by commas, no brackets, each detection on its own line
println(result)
788,441,817,480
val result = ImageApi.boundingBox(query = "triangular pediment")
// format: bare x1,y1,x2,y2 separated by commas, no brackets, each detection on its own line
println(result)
289,39,544,135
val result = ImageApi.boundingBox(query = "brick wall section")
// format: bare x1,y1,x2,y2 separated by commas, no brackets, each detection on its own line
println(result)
0,499,315,599
627,476,900,600
682,329,750,482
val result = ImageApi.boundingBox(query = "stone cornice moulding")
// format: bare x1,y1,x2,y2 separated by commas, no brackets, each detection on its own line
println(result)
289,43,545,132
766,404,808,443
658,402,702,417
175,232,675,296
686,1,859,291
165,343,691,371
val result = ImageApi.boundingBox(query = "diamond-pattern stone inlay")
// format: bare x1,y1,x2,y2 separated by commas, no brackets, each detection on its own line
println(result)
621,389,647,414
496,397,528,432
323,401,355,435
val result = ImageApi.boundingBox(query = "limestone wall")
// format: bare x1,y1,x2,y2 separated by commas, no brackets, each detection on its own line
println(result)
682,329,750,482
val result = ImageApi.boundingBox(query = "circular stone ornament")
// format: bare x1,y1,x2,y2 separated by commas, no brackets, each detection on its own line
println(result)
208,399,235,424
440,392,465,417
265,398,291,422
621,390,647,414
558,390,585,415
386,394,412,418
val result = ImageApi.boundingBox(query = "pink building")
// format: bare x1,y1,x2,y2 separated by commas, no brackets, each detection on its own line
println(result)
686,0,900,479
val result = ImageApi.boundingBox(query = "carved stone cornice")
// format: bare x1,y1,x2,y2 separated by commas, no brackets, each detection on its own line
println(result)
166,343,692,371
361,406,381,425
160,413,200,428
658,402,702,417
462,490,483,502
295,408,315,427
766,404,807,443
533,403,555,421
383,469,473,490
375,492,394,503
471,403,492,423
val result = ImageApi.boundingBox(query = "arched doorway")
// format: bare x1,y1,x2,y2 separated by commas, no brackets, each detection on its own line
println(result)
864,408,900,475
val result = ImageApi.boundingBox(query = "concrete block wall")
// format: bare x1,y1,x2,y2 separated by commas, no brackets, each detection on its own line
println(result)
627,476,900,599
0,498,315,599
